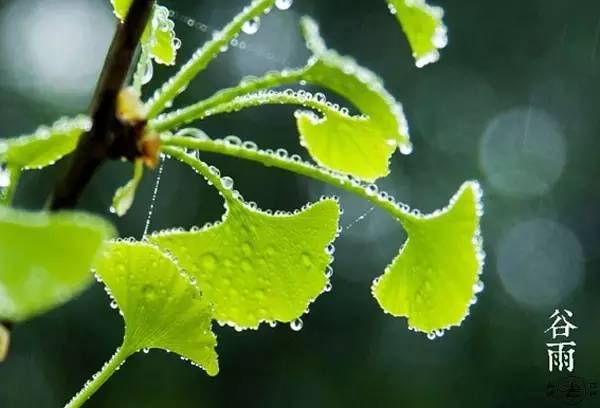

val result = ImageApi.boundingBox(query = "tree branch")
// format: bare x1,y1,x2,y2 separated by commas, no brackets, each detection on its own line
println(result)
50,0,155,210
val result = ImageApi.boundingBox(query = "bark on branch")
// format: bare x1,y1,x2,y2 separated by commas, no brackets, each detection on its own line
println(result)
50,0,155,210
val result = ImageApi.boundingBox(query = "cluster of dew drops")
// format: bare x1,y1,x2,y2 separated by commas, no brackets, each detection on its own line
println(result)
1,116,91,196
145,0,480,339
242,0,294,36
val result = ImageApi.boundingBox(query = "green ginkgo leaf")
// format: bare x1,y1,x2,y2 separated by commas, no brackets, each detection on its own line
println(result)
111,160,144,217
387,0,447,67
372,181,484,334
296,17,411,181
111,1,178,66
151,147,340,330
0,116,90,170
94,241,219,375
110,0,131,20
142,5,178,66
150,16,412,182
0,206,115,322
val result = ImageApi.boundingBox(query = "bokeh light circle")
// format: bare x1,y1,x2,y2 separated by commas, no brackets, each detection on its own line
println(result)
480,107,566,197
496,218,584,309
0,0,113,105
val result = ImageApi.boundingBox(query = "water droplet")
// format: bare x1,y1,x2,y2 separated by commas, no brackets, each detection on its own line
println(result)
0,166,11,188
140,58,154,85
325,266,333,278
275,0,294,10
290,318,303,331
173,37,182,50
399,141,414,155
221,176,234,190
200,253,218,271
242,140,258,151
314,92,326,103
110,300,118,310
324,281,332,292
366,184,378,196
224,135,242,146
242,17,260,35
142,348,150,354
473,280,485,294
325,244,335,255
142,284,156,301
427,332,436,340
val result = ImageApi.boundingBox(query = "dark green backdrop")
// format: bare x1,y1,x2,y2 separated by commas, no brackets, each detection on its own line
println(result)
1,0,599,406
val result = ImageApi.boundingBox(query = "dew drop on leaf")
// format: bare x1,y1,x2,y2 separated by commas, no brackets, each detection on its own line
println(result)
242,17,260,35
290,318,303,331
399,141,414,155
140,58,154,85
221,176,234,190
200,253,218,271
0,166,10,188
301,253,313,267
275,0,294,10
366,184,378,196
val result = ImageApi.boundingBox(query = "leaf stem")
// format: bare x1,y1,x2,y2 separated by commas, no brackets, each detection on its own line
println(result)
161,146,236,202
149,68,305,133
133,46,152,93
64,346,132,408
161,135,415,225
145,0,278,119
0,165,22,206
151,68,306,132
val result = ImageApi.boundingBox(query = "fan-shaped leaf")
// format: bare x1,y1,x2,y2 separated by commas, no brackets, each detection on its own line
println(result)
111,1,178,66
372,181,484,334
296,17,411,181
146,0,277,117
111,160,144,217
151,148,340,329
142,5,178,66
94,241,219,375
0,207,115,322
387,0,448,67
0,116,90,171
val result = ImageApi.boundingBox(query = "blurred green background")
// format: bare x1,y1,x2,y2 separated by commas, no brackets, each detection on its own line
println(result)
1,0,599,406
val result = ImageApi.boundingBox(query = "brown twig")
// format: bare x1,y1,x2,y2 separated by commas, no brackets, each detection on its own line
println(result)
50,0,155,210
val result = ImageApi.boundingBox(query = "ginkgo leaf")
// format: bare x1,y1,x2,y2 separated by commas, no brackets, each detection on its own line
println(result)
0,206,115,322
111,1,178,66
110,0,131,20
151,147,340,330
146,0,277,117
294,17,412,181
0,116,90,171
142,5,178,66
387,0,448,67
372,181,484,334
110,160,144,217
94,241,219,375
154,17,412,182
